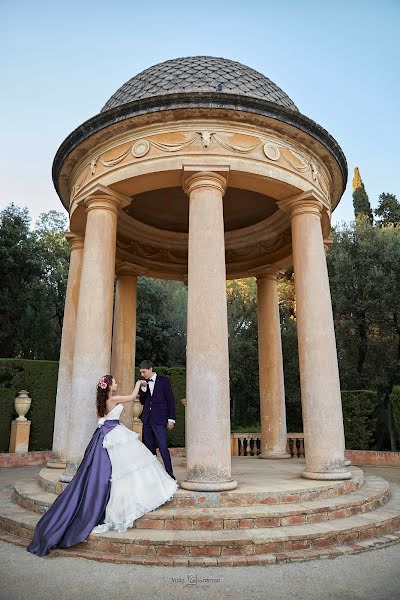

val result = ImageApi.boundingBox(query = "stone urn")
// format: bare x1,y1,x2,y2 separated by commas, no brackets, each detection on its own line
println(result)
15,390,32,421
132,400,143,421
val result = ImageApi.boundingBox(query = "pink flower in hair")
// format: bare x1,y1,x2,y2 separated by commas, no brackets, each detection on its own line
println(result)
98,376,108,390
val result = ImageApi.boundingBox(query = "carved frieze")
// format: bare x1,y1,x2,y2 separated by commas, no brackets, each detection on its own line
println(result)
71,128,331,201
116,227,292,269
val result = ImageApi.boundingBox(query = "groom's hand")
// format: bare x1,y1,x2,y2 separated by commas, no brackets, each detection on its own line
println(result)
167,421,175,430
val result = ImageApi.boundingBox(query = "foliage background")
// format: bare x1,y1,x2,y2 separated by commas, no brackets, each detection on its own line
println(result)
1,185,400,452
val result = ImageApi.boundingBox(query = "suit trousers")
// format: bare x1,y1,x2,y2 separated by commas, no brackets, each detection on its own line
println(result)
142,418,174,478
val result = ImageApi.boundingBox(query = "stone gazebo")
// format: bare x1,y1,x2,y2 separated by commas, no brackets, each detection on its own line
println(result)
50,56,350,490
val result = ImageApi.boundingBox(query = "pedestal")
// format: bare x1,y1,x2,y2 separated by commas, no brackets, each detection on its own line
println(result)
132,420,143,442
9,420,31,453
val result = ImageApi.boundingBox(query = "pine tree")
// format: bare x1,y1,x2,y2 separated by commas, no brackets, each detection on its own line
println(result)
374,193,400,227
352,167,373,223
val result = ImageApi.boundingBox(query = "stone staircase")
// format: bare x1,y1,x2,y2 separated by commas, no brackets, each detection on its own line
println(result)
1,462,400,566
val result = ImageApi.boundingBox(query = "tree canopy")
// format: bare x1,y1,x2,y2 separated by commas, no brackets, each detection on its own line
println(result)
1,191,400,449
0,205,69,360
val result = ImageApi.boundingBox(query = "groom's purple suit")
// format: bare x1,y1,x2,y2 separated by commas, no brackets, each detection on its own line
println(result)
139,375,176,478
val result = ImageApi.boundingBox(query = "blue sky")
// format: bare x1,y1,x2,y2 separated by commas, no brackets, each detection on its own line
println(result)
1,0,399,227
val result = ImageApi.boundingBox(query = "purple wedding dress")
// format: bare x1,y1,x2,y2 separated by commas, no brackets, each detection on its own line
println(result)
27,403,178,556
27,419,119,557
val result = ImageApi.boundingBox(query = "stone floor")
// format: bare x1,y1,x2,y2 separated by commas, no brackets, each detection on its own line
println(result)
0,533,399,600
363,465,400,485
38,456,364,505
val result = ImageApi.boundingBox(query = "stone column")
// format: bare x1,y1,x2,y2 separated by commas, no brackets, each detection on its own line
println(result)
47,233,84,469
256,268,291,459
61,186,129,482
181,398,187,467
278,191,351,480
180,166,237,491
111,262,139,429
323,237,351,467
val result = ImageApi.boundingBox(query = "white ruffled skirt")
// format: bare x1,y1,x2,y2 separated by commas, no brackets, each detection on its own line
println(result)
91,424,178,534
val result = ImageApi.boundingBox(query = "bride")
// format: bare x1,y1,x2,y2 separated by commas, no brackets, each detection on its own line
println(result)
27,375,178,557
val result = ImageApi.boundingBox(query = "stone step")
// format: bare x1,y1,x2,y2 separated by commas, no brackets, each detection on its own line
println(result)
14,475,391,529
49,529,400,566
2,479,400,559
1,525,400,567
37,465,365,506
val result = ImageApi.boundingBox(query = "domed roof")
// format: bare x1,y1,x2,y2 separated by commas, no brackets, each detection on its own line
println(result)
101,56,299,113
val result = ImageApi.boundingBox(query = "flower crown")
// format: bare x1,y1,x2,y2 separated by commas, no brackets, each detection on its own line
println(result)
98,376,109,390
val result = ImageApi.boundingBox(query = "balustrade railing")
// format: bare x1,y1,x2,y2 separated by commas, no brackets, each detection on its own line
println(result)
231,433,305,458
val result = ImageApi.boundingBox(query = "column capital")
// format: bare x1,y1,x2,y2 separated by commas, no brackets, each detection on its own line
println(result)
64,231,84,251
115,260,146,278
323,235,334,253
75,183,131,215
256,265,285,281
182,165,230,197
277,190,328,219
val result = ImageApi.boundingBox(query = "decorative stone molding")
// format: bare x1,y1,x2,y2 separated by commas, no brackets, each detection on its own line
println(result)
182,165,229,197
74,183,131,214
70,126,331,204
277,189,329,219
115,260,146,277
116,236,188,265
64,231,84,251
323,236,334,253
256,265,286,281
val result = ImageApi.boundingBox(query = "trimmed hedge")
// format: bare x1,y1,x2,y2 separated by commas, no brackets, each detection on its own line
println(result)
0,359,378,453
390,385,400,436
231,390,378,452
341,390,377,450
0,359,58,452
0,360,187,451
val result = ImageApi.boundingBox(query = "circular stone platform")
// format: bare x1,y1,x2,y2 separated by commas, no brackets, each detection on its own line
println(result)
2,459,400,567
37,458,363,506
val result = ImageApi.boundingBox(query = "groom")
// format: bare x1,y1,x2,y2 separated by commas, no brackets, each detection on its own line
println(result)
136,360,176,480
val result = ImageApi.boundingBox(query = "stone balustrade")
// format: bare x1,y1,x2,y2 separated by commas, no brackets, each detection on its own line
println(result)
231,433,305,458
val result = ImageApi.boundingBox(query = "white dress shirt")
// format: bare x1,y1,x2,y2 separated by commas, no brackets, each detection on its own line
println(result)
141,372,175,423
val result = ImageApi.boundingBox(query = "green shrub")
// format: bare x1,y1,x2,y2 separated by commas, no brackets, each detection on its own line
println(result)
341,390,377,450
231,423,260,433
285,395,303,433
0,359,58,452
389,385,400,436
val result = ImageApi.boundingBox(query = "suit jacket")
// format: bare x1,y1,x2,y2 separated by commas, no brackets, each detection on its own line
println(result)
139,375,176,425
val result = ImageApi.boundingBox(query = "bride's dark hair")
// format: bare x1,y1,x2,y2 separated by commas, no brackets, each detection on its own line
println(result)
96,374,113,417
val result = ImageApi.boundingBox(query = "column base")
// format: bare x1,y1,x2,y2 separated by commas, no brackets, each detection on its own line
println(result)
180,479,238,492
301,469,352,481
59,463,78,483
258,452,291,460
47,460,67,469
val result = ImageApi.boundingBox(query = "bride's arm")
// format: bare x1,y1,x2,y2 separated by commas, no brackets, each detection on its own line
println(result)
109,380,144,403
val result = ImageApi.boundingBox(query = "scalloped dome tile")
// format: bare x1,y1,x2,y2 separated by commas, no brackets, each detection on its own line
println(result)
101,56,298,113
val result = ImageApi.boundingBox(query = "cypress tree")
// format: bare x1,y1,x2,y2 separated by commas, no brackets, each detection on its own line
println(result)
352,167,373,223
